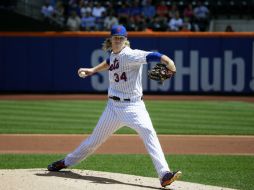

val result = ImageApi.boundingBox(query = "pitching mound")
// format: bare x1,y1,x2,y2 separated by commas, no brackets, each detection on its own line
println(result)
0,169,235,190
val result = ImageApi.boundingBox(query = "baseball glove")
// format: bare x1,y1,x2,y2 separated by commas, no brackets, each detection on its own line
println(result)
148,63,176,84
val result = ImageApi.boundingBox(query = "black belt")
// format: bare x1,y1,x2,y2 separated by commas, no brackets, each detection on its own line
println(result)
109,96,143,101
109,96,130,101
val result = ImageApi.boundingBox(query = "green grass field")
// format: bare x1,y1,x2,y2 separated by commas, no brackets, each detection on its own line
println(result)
0,100,253,134
0,154,253,190
0,100,253,190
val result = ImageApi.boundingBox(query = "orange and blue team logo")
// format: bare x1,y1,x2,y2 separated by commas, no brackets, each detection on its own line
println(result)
111,25,127,37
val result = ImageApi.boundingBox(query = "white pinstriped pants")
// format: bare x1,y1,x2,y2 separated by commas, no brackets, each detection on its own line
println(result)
64,99,170,178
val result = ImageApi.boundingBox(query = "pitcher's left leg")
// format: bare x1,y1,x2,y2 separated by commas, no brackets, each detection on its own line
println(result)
136,121,182,187
136,120,170,178
122,102,170,178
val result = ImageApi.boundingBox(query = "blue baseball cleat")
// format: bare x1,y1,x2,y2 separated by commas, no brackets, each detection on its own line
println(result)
47,159,67,171
160,171,182,187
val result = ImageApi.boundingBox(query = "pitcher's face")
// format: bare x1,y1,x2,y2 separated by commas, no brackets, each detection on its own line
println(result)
111,36,126,53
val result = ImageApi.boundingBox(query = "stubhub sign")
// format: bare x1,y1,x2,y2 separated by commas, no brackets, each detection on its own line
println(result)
0,35,253,94
90,38,254,94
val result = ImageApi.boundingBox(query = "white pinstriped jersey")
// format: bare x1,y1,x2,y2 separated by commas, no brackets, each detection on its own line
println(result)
63,24,174,182
108,46,151,100
65,46,171,179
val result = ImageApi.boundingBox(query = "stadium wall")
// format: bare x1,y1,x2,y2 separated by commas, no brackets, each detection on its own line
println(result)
0,32,254,94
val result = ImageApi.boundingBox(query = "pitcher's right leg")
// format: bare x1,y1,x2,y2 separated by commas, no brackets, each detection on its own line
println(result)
64,102,121,167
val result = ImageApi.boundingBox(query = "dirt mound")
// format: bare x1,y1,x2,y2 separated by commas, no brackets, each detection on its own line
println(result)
0,169,235,190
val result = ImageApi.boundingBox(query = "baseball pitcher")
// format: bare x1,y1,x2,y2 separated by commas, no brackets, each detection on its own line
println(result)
48,25,181,188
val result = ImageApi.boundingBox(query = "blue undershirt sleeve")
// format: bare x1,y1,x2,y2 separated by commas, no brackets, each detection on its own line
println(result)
106,58,110,65
146,52,163,63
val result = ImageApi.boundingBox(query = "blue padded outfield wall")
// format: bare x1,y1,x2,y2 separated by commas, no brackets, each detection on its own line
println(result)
0,34,254,94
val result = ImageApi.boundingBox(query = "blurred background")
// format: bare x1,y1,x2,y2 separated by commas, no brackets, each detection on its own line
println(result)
1,0,254,32
0,0,254,95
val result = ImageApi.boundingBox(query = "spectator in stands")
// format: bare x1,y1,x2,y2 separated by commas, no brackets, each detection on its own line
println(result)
66,11,81,31
156,1,168,17
168,11,183,31
150,13,168,31
168,3,179,19
193,1,209,20
193,0,210,31
183,3,194,22
95,11,107,31
53,1,65,27
38,0,215,32
88,1,105,30
136,14,147,31
117,2,130,26
225,25,234,32
104,1,114,15
125,16,138,31
129,0,142,23
41,1,55,21
81,11,96,31
104,11,119,30
68,0,79,9
68,0,79,14
142,0,156,20
92,2,106,18
79,1,92,18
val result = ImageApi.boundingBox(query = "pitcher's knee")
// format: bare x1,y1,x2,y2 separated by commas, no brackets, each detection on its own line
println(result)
138,126,156,137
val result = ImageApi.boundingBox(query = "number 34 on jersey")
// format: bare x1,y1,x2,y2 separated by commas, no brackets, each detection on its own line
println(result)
109,58,127,82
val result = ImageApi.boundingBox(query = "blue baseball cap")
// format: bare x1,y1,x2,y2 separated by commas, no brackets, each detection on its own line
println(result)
111,25,127,37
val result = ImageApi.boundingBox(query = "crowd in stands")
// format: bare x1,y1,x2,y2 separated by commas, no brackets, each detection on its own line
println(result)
41,0,210,32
